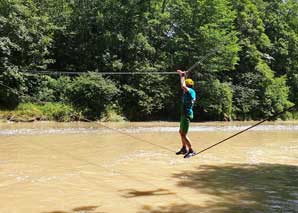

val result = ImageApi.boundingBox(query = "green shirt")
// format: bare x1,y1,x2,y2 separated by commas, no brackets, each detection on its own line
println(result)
181,88,196,118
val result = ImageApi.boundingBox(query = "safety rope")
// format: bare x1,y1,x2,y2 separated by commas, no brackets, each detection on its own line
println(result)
194,104,297,156
0,81,176,152
83,118,176,153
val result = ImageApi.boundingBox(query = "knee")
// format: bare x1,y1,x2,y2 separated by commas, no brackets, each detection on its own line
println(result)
179,130,186,137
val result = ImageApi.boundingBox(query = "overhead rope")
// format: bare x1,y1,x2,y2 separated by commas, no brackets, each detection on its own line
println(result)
5,45,294,158
186,46,221,73
29,71,178,75
0,81,176,152
0,82,190,203
1,79,298,159
194,104,297,156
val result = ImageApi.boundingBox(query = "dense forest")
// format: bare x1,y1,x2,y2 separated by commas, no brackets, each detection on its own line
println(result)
0,0,298,121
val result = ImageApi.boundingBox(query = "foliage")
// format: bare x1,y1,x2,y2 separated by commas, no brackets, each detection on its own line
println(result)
0,0,54,70
1,0,298,121
257,0,298,106
22,74,71,103
100,104,126,122
0,102,79,122
197,79,233,121
0,68,26,109
121,74,173,120
262,75,292,118
66,73,119,119
23,74,55,103
38,102,78,122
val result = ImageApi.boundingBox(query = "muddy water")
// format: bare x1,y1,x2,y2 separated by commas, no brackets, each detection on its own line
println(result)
0,122,298,213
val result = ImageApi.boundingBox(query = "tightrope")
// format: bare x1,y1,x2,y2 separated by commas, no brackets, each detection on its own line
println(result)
194,104,297,156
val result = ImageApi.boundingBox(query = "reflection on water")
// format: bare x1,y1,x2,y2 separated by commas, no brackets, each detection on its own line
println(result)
0,122,298,212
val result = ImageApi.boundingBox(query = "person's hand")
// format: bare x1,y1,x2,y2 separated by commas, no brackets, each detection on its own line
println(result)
177,70,186,77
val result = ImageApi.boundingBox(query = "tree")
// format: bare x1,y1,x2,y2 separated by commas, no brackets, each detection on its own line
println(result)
231,0,292,120
0,0,54,71
0,68,26,109
258,0,298,105
197,79,233,121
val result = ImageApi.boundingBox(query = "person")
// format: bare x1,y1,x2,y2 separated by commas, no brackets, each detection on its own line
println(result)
176,70,196,158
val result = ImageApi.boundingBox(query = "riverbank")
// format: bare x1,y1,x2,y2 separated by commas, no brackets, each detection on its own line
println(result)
1,107,298,123
0,103,125,122
1,120,298,135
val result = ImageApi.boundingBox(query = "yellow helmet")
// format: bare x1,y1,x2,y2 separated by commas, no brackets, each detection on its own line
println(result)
185,78,194,86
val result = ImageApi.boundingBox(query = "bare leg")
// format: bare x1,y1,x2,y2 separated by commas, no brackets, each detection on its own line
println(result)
179,129,187,148
176,129,188,155
180,131,193,152
184,134,193,152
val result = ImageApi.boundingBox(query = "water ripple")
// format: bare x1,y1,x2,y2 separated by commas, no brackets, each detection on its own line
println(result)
1,125,298,136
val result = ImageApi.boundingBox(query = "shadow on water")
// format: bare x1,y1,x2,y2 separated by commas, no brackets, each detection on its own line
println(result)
120,188,175,198
139,163,298,213
43,205,104,213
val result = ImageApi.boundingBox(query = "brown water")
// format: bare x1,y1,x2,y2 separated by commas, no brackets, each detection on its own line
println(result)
0,121,298,213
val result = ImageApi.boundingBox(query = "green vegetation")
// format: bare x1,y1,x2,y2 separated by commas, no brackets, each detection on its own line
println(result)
66,73,120,119
100,104,126,122
0,0,298,122
0,103,78,122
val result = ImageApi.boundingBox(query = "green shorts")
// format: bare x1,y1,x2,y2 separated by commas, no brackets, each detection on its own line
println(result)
180,115,191,134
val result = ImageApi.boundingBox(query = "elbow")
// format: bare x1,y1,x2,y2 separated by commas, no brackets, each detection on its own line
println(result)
182,85,189,92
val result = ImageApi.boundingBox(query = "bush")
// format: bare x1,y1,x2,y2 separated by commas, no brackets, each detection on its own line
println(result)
100,104,126,122
49,76,72,102
24,74,71,103
39,102,78,122
288,72,298,105
0,69,26,109
66,72,119,119
0,102,79,122
23,74,56,103
261,75,293,118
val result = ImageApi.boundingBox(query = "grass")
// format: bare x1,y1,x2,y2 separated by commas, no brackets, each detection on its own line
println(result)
0,102,126,122
0,103,81,122
100,105,126,122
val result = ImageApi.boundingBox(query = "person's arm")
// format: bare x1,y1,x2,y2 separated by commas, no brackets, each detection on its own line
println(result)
177,70,189,93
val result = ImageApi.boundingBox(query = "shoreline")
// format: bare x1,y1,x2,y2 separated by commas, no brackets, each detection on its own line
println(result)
0,120,298,131
2,119,298,124
1,120,298,136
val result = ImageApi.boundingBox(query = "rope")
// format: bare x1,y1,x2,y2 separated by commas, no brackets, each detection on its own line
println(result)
82,118,176,153
0,82,189,203
186,46,221,73
2,75,297,158
194,104,297,156
29,71,178,75
0,81,175,153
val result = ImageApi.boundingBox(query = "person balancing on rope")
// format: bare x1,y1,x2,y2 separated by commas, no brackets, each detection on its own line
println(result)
176,69,197,158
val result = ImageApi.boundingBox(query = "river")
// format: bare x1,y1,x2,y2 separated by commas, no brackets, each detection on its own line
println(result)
0,121,298,213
